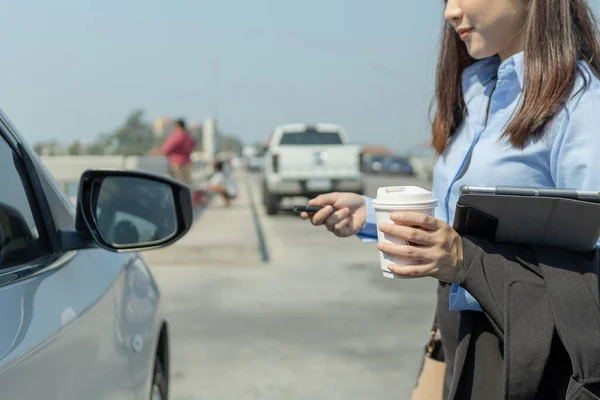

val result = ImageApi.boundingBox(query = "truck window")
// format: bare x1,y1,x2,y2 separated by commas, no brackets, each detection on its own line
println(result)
279,129,343,145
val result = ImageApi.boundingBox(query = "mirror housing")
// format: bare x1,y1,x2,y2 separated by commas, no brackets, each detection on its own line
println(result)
61,169,193,253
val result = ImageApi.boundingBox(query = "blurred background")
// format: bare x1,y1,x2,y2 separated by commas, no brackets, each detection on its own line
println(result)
0,1,449,159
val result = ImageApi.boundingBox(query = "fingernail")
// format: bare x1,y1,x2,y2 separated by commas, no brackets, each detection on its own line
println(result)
379,223,389,231
377,243,384,250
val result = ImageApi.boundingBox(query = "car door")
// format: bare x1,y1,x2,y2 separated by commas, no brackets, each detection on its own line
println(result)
0,127,136,399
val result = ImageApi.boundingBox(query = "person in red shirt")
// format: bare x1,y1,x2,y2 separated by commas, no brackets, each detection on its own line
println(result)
160,118,196,187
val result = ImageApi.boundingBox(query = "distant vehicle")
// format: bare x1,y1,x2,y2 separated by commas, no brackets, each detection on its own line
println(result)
0,109,194,400
244,145,266,172
362,154,414,176
262,123,364,215
362,154,387,174
382,156,415,176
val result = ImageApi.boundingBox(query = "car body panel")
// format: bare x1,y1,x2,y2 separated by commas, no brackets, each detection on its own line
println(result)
87,249,165,400
0,108,167,399
0,251,135,399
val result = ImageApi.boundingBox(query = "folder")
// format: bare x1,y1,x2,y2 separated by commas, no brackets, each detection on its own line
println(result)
453,186,600,252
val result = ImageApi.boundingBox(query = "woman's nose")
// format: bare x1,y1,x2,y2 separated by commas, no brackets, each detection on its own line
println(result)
444,0,463,26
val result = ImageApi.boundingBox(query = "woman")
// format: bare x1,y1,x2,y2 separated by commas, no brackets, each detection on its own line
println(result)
302,0,600,398
160,118,196,188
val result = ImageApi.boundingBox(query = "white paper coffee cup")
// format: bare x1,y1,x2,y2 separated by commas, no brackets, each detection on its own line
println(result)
373,186,438,279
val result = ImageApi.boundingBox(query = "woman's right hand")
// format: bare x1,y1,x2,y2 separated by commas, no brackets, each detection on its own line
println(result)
300,192,367,237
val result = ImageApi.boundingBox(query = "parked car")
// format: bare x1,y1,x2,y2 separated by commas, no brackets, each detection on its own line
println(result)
362,154,387,174
382,156,415,176
245,145,266,172
262,123,364,215
0,109,193,400
362,154,414,176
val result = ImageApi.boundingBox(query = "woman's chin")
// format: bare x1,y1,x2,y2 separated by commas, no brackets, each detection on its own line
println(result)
465,43,496,60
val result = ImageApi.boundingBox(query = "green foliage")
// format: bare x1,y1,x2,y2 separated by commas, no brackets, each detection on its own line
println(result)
67,140,83,155
219,134,243,154
108,109,155,156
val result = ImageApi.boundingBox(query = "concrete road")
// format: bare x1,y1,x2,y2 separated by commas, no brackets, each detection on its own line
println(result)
145,172,438,400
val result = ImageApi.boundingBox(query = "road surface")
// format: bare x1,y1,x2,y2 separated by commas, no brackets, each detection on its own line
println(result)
144,171,438,400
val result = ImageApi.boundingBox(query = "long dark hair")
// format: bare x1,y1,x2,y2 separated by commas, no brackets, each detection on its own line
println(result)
432,0,600,154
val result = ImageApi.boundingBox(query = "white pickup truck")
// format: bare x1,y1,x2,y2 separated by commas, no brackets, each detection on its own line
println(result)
262,123,364,215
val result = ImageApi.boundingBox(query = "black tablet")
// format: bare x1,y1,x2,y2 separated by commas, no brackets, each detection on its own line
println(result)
454,185,600,252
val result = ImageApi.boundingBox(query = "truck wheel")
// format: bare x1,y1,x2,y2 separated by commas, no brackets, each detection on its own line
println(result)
265,193,280,215
151,357,168,400
265,194,279,215
262,184,280,215
261,182,269,207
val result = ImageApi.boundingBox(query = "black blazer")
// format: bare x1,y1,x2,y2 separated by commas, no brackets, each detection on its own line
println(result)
439,236,600,400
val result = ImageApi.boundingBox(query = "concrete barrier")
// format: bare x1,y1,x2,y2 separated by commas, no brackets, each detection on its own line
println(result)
40,155,127,183
40,155,214,197
123,156,171,175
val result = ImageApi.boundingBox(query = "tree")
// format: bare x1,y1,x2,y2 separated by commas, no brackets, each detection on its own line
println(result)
86,110,154,156
67,140,83,155
33,143,44,155
219,134,243,154
32,140,61,156
110,109,155,156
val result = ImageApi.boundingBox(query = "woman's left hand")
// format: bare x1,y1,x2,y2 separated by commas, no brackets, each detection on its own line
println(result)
377,212,464,283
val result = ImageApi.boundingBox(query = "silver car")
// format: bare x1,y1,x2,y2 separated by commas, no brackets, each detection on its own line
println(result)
0,111,193,399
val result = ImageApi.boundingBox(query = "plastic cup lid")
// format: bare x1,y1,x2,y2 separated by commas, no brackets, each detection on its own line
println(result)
372,186,438,207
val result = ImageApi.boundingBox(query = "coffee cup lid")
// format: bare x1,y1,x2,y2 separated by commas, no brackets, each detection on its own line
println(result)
372,186,438,208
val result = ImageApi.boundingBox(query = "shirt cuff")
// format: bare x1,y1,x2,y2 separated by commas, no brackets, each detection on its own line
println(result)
449,284,482,312
356,196,378,242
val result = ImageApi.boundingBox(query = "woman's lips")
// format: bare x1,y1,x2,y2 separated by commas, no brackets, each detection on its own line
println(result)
457,28,474,40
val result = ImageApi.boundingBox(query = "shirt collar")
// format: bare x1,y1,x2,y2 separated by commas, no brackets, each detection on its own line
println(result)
461,55,500,103
462,51,525,99
497,51,525,89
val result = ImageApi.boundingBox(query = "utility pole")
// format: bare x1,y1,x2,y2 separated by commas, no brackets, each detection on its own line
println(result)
211,52,219,120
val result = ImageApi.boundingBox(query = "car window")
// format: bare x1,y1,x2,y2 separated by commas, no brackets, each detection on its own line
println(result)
28,149,76,230
0,138,50,268
279,129,343,145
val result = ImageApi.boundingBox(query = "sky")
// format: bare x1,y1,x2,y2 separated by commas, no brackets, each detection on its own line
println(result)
0,1,599,153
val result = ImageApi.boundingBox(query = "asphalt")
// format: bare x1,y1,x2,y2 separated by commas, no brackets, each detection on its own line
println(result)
144,171,438,400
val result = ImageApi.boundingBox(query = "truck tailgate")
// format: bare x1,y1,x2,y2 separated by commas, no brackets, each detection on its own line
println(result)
276,145,362,178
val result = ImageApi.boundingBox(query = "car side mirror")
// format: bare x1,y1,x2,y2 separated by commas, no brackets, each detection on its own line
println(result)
61,169,193,253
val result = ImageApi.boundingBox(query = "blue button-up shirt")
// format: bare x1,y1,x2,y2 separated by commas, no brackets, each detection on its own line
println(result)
359,51,600,311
